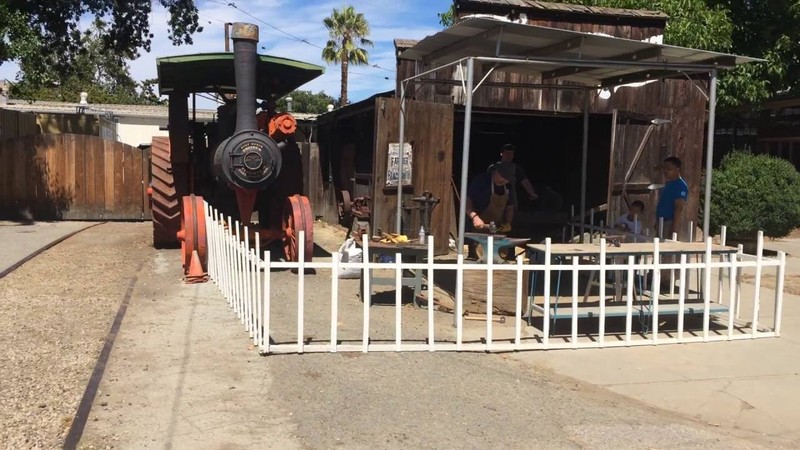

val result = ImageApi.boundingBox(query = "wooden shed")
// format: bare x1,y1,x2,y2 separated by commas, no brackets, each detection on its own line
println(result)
317,0,758,253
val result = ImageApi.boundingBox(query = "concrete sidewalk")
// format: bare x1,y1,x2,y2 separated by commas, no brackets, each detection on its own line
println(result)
514,241,800,448
0,221,100,275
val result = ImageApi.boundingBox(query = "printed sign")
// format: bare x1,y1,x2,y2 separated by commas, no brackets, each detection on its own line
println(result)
385,142,412,187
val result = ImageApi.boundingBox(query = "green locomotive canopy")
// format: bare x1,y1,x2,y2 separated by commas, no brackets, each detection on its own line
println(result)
156,52,325,99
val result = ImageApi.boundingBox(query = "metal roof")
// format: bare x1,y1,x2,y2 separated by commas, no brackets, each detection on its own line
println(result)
457,0,669,21
156,52,324,99
1,100,322,122
399,18,761,87
1,100,216,120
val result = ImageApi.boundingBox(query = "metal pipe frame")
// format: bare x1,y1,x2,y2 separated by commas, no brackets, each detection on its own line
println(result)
703,69,718,238
457,58,476,255
396,55,726,254
580,91,589,242
396,81,406,233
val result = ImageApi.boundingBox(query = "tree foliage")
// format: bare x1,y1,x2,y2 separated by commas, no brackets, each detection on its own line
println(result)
438,4,456,28
706,151,800,238
321,6,373,107
277,90,336,114
10,20,165,105
0,0,201,78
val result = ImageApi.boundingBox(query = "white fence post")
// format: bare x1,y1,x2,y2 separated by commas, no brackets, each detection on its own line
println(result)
395,252,402,352
543,238,552,346
624,255,634,345
262,251,271,353
774,251,786,336
703,237,712,342
515,255,524,349
652,238,661,343
571,256,580,349
486,235,494,351
718,225,727,305
244,226,252,336
599,238,607,345
254,232,261,347
362,234,370,353
455,253,464,351
296,230,305,353
727,253,737,340
677,254,687,343
331,250,339,353
752,231,764,338
427,236,435,352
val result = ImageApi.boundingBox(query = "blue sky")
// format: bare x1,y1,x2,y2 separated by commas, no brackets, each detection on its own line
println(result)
0,0,450,107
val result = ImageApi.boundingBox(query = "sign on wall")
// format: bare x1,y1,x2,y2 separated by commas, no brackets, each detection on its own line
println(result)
385,142,413,187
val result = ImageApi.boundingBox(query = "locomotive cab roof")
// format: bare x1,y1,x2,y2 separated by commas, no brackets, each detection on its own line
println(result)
156,52,325,99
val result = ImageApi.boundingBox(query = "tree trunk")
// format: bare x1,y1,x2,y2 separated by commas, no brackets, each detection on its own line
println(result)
340,58,348,107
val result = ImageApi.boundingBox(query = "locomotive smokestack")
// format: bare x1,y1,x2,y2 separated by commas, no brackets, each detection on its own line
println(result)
232,22,259,132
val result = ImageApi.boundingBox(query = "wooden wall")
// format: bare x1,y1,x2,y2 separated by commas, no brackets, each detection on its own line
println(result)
0,134,150,220
300,142,339,225
373,98,454,255
0,109,38,139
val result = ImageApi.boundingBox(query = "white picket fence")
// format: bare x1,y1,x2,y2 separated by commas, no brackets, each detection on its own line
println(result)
203,202,787,355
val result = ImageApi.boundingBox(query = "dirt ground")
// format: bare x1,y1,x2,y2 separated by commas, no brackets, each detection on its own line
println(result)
0,222,152,449
0,221,788,449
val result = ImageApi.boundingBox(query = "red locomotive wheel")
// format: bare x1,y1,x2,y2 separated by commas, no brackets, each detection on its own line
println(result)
282,194,314,262
177,195,208,273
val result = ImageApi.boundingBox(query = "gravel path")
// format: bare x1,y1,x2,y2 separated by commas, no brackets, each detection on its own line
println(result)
0,223,151,449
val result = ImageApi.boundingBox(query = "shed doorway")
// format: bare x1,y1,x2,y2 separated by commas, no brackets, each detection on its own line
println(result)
453,108,612,238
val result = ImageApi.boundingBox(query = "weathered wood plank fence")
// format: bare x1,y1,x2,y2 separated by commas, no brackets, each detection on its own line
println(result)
0,134,151,220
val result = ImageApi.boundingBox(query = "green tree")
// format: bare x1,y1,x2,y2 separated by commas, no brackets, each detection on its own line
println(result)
0,0,201,79
277,90,336,114
11,20,164,105
438,4,456,28
706,151,800,238
322,6,373,107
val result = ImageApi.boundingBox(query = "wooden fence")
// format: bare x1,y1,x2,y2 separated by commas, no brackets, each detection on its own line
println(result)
0,134,151,220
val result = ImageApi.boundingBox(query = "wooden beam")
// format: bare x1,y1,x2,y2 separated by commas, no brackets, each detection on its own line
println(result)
543,47,663,81
423,25,503,63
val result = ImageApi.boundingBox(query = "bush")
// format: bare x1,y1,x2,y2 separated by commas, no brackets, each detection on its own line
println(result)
706,151,800,239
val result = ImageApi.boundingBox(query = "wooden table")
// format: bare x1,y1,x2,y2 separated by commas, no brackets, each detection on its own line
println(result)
357,241,428,307
524,242,738,331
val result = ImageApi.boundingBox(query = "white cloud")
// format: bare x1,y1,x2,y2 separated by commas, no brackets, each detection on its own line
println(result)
1,0,450,108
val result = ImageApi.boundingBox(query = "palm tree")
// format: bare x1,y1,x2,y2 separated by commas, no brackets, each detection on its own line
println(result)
322,6,373,107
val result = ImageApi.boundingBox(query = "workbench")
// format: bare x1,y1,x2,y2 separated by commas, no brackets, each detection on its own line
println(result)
524,241,738,332
358,241,428,307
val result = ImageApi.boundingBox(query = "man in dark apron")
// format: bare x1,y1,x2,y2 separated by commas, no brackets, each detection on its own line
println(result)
466,162,516,231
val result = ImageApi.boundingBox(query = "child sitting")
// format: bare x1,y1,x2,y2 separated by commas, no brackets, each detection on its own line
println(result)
615,200,644,234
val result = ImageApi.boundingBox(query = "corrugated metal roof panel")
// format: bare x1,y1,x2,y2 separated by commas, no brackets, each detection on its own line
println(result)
399,18,761,87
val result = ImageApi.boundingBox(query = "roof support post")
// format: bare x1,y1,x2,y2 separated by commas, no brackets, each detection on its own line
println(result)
702,69,718,239
396,81,407,233
457,57,475,256
580,89,590,242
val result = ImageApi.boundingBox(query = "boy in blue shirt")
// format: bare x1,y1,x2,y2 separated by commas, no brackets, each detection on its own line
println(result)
656,156,688,240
